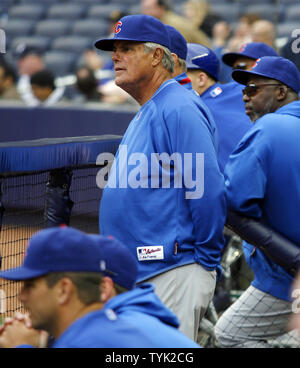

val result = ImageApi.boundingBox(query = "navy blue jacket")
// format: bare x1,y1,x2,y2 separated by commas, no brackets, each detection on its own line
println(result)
201,81,252,173
225,101,300,301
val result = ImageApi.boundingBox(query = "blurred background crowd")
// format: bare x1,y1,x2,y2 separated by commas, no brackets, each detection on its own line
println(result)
0,0,299,107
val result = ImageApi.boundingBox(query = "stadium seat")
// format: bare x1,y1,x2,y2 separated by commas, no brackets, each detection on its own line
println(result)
8,4,46,20
238,0,272,3
109,0,140,4
43,50,77,76
285,5,300,22
1,19,35,38
19,0,59,4
72,0,106,3
276,22,300,38
210,4,239,23
35,19,72,38
46,3,87,20
11,35,51,54
244,4,285,22
72,19,110,39
87,4,125,19
51,36,92,54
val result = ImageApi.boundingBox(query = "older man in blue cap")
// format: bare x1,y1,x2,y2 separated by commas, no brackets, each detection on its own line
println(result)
0,226,200,348
215,56,300,348
96,14,226,341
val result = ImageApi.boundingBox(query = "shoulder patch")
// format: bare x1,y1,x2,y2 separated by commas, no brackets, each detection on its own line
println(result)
210,86,223,98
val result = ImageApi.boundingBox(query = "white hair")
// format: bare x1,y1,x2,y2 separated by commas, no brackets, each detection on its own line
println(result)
143,42,174,73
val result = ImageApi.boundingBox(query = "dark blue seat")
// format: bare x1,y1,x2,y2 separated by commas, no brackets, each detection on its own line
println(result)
87,4,125,19
11,35,51,54
210,4,239,23
46,3,87,20
1,19,35,38
51,36,92,54
276,22,300,38
35,19,72,37
43,50,77,76
72,19,110,39
8,4,46,20
285,5,300,22
244,4,277,21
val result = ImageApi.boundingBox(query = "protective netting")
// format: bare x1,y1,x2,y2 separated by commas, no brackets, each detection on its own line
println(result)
0,166,101,320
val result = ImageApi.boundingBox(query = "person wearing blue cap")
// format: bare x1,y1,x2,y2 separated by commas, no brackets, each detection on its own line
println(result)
165,25,218,153
0,226,200,348
164,25,191,90
95,14,226,342
222,42,278,71
214,56,300,348
186,43,252,174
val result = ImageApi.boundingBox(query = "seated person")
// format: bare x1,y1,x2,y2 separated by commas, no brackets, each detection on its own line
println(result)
30,69,66,106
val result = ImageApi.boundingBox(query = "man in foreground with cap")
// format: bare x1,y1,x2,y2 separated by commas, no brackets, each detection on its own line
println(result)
186,43,252,173
0,226,200,348
96,14,226,341
214,56,300,347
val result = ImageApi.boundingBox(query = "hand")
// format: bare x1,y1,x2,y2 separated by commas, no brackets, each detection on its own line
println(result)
289,270,300,332
0,313,48,348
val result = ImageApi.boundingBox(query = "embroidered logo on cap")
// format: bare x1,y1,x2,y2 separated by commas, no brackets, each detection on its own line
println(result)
239,43,247,52
115,21,122,34
252,58,261,69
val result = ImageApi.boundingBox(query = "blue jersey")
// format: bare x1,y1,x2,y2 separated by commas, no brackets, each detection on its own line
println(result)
174,72,219,157
100,79,226,282
18,284,200,348
224,101,300,301
201,81,252,173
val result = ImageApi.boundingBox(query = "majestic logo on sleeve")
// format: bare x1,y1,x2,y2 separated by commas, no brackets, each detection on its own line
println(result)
115,21,122,34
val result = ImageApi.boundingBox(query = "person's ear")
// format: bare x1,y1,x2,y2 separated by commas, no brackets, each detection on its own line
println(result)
152,47,164,67
57,278,74,305
99,276,116,303
277,85,288,101
170,52,178,65
197,72,208,88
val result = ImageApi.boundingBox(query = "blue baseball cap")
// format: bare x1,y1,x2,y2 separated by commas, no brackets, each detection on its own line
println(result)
232,56,300,93
0,227,138,290
95,14,170,51
165,25,187,60
186,43,220,81
222,42,278,67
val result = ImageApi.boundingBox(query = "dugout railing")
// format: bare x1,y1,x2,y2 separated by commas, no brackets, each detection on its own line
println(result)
0,135,121,320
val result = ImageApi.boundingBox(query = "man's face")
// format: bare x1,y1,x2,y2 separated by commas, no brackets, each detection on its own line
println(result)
0,67,6,94
0,67,12,95
232,56,256,71
112,41,154,93
18,54,44,76
31,85,52,102
242,76,281,122
19,277,58,332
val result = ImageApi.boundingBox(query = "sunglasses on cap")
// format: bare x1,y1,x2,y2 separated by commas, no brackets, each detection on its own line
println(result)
242,83,282,97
